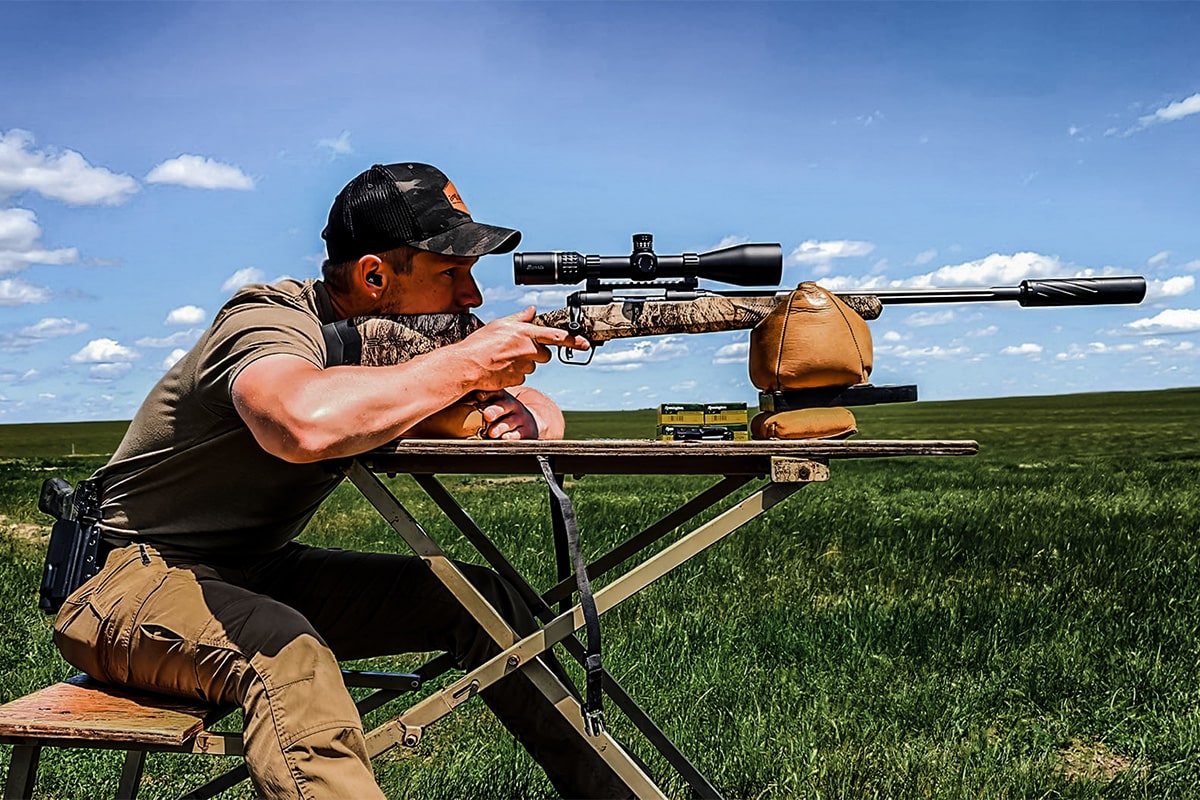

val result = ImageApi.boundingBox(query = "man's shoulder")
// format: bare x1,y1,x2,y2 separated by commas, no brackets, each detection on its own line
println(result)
215,279,330,323
225,278,319,308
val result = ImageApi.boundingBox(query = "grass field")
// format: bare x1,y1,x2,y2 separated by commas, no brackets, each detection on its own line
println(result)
1,387,1199,798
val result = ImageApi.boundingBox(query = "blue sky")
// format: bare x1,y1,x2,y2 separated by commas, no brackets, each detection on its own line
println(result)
1,1,1197,423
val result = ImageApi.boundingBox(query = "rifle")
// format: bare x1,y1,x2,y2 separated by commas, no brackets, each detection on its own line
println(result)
323,233,1147,369
515,234,1147,363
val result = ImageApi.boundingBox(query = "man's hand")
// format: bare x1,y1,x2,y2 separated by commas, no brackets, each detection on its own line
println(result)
451,306,589,393
473,390,538,440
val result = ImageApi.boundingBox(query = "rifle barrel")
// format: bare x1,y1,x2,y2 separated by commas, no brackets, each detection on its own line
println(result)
857,276,1146,307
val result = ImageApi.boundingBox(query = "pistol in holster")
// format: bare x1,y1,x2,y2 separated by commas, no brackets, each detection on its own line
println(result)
37,477,105,614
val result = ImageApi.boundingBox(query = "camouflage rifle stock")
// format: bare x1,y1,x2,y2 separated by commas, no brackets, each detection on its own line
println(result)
322,293,862,367
321,276,1146,368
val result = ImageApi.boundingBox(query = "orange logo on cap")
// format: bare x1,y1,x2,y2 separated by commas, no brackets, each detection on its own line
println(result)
443,180,470,214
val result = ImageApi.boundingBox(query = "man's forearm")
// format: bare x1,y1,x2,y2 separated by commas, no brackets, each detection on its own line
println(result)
234,348,495,462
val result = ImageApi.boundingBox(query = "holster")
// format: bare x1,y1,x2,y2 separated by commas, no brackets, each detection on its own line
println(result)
37,478,105,614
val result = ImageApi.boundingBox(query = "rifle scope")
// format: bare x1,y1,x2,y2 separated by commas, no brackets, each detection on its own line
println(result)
513,233,783,287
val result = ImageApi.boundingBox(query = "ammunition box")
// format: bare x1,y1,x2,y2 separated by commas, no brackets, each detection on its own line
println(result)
657,424,749,442
657,403,706,425
704,402,749,425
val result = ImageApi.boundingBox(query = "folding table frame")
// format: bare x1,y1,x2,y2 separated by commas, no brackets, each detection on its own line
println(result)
342,438,976,798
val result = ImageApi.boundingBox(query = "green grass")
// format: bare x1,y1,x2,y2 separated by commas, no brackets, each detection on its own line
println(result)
1,388,1199,798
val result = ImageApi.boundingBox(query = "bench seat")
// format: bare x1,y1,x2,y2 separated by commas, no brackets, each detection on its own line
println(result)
0,670,420,799
0,674,224,749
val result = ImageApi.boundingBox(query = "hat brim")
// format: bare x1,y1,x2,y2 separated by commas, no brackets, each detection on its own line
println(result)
414,221,522,258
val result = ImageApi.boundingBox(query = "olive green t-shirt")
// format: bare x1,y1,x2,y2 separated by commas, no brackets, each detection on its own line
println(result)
96,279,343,558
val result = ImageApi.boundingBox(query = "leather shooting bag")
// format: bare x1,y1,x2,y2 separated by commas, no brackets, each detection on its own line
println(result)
748,282,873,392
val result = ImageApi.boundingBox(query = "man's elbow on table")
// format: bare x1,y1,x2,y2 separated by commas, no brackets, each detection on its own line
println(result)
508,386,566,440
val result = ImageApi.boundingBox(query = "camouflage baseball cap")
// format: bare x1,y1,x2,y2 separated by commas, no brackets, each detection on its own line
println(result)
322,163,521,262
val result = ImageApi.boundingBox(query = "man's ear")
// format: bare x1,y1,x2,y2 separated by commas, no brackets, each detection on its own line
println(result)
356,255,385,293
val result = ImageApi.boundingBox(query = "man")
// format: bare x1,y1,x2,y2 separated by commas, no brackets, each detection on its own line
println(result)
53,163,637,798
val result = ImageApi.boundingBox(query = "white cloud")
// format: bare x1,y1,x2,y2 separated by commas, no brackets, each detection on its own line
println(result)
835,250,1164,296
2,316,89,352
165,305,206,325
875,343,973,361
136,329,202,348
0,369,38,383
0,277,52,306
1001,343,1043,356
316,131,354,157
0,129,139,205
1126,308,1200,335
70,338,138,363
20,317,88,338
0,208,41,250
590,336,689,370
0,208,78,274
222,267,266,293
907,251,1070,287
904,309,958,328
517,288,572,308
787,240,875,268
1137,92,1200,128
1147,251,1170,268
712,341,748,365
163,349,188,370
479,285,527,305
88,362,133,381
1146,275,1194,301
815,273,892,293
1056,341,1140,360
912,249,937,266
146,155,254,190
710,235,751,251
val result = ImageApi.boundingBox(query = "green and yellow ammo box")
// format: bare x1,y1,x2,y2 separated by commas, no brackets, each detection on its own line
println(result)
657,403,706,425
704,402,749,425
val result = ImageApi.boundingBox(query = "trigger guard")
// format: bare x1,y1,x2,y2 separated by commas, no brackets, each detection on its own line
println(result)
558,343,594,365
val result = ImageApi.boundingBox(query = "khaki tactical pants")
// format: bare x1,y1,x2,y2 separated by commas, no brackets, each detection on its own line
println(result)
54,541,632,799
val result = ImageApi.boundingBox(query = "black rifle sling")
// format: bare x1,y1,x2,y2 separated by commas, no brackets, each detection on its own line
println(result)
321,319,362,367
536,456,605,736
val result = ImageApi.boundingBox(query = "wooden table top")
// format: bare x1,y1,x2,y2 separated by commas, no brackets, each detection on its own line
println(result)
357,438,979,476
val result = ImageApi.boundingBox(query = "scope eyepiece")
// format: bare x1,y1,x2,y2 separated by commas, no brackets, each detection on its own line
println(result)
513,233,783,288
